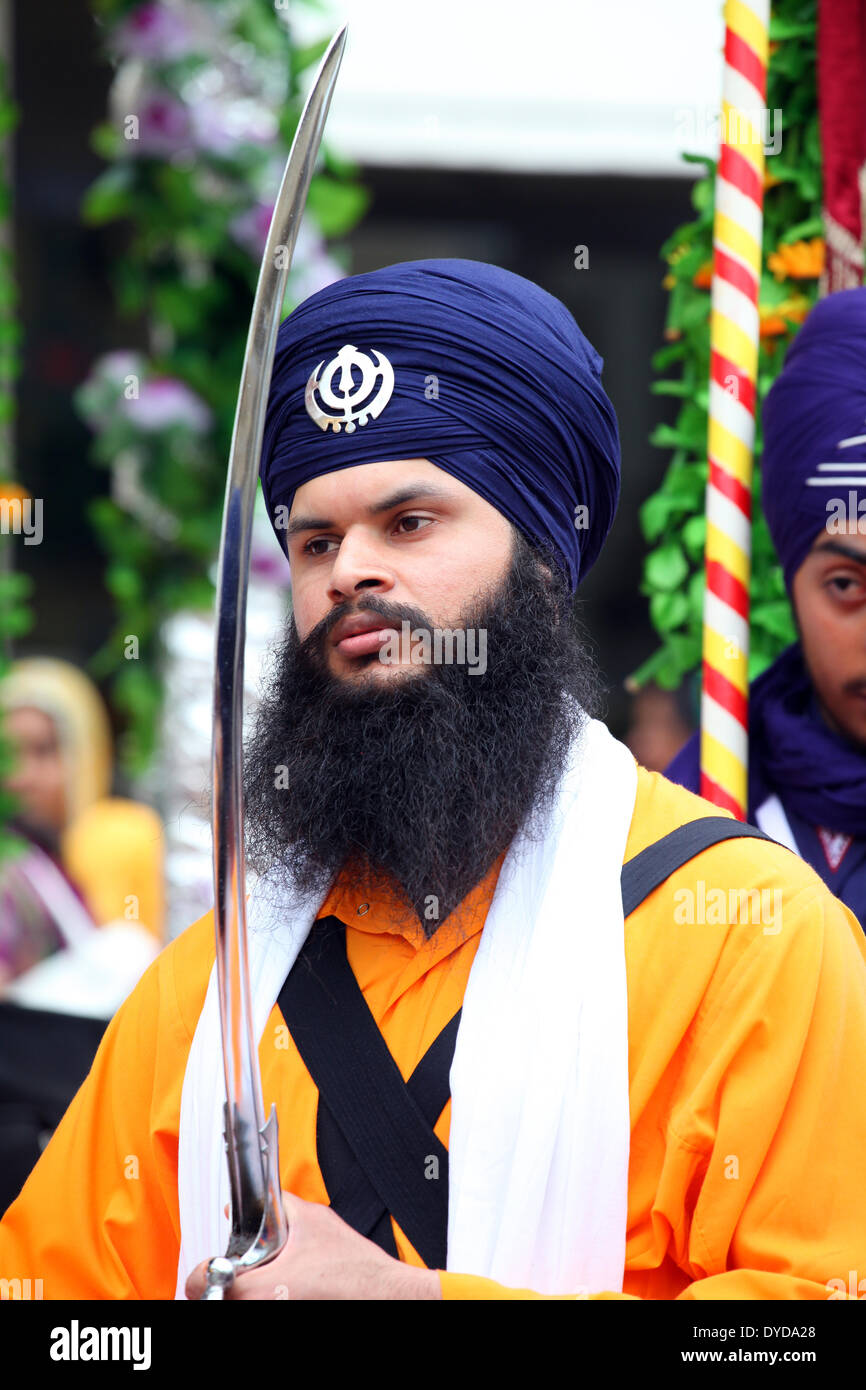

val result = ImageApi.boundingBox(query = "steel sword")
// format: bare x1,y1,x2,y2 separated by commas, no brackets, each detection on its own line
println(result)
201,26,348,1302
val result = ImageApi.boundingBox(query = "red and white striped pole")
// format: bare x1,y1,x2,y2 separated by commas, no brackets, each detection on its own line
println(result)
700,0,770,819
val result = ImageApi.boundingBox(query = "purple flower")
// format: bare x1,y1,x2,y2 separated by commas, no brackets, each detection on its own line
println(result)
114,3,197,62
132,93,194,157
190,97,278,156
120,378,212,434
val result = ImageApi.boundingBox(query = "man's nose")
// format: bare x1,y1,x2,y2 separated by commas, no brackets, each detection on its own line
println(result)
327,530,397,601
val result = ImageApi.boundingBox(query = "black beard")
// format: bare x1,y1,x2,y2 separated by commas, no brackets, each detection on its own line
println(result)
243,533,603,938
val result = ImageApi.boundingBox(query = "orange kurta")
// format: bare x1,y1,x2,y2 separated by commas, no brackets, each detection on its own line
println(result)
2,767,866,1299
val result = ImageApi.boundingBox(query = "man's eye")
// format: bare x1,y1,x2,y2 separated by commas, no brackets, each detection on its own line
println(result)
394,515,433,534
303,537,336,556
828,574,862,595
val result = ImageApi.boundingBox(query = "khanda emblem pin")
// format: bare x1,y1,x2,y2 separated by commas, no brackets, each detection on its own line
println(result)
305,343,395,434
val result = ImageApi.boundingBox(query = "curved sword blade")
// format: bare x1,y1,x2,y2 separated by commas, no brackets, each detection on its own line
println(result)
206,25,348,1297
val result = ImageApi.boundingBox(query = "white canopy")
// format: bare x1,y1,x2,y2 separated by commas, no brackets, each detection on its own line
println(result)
299,0,726,176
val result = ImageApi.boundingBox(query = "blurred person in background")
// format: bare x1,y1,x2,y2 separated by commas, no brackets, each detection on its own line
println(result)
0,656,166,1214
0,656,165,983
666,289,866,928
622,681,695,773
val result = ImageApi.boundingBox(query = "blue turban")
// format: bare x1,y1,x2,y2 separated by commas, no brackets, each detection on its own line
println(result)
259,259,620,592
762,287,866,592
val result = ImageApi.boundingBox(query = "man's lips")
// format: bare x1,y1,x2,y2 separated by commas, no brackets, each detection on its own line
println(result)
330,613,399,658
335,627,396,658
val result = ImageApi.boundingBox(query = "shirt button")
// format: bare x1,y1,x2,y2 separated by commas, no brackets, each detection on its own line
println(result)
357,902,370,916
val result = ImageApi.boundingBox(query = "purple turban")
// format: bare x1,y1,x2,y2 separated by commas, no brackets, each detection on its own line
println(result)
762,287,866,591
259,259,621,592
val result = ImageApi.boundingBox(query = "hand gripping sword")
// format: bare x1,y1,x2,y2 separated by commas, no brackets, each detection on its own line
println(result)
200,27,347,1301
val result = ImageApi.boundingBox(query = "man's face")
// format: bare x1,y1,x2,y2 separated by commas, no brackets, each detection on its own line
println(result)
244,499,596,930
284,458,515,681
791,521,866,746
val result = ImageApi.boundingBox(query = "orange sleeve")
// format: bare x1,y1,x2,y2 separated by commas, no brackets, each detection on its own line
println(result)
437,872,866,1301
0,920,205,1299
662,882,866,1302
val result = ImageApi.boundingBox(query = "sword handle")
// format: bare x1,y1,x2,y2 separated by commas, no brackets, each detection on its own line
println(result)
201,1257,236,1301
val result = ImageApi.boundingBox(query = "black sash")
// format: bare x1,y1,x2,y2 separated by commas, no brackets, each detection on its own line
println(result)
276,817,774,1268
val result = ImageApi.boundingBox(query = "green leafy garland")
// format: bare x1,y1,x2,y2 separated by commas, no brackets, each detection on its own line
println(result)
635,0,820,692
78,0,368,772
0,51,33,866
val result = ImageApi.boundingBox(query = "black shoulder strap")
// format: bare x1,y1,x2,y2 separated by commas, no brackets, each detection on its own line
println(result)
313,1008,460,1261
278,815,778,1269
621,816,774,918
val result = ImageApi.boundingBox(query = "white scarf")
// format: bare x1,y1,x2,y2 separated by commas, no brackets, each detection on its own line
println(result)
175,717,637,1298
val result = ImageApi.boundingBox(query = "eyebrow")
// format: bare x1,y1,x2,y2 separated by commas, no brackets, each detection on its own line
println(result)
812,539,866,566
283,482,459,540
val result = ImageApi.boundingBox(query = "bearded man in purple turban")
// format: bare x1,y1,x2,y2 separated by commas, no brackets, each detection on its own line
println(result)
668,287,866,927
4,261,866,1309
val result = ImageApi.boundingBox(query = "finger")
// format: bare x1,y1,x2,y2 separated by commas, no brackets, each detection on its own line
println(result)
185,1260,210,1300
281,1190,305,1240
